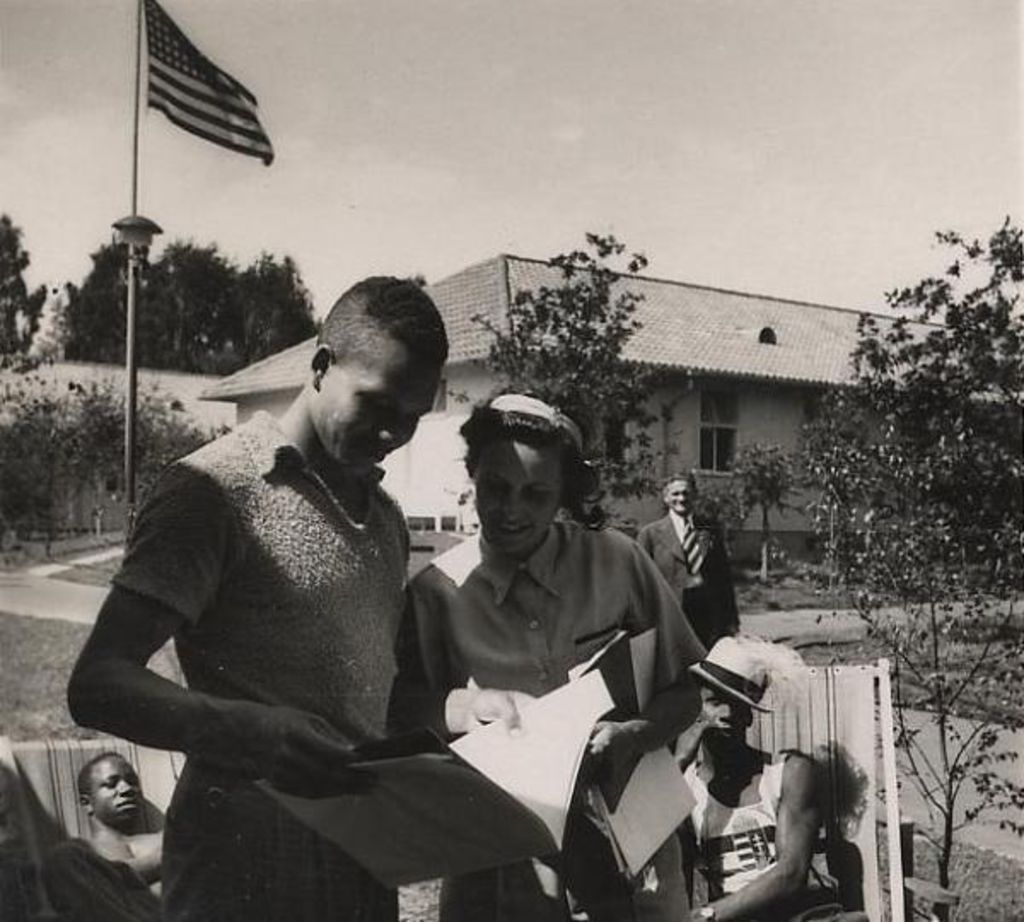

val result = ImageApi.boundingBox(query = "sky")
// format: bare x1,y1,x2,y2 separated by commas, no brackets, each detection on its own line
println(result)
1,0,1021,320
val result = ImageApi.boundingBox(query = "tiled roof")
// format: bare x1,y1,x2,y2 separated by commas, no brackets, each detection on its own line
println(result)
503,258,894,386
200,337,317,401
202,255,911,401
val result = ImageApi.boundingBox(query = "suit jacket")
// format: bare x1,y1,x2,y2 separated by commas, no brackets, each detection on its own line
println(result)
637,514,739,650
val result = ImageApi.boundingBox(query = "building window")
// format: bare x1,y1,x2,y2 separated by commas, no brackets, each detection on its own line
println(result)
758,326,777,345
699,390,737,472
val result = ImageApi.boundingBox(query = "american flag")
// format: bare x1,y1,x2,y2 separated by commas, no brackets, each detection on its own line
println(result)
144,0,274,165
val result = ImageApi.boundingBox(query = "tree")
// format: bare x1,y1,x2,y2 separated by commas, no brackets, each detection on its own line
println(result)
0,370,210,549
141,241,241,373
802,221,1024,906
62,242,316,374
0,372,77,548
477,234,656,502
0,214,47,356
237,253,316,367
62,243,129,366
731,442,796,581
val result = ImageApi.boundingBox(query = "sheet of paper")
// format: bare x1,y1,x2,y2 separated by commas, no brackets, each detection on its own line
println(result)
568,628,627,681
568,627,657,717
597,747,696,875
629,628,657,711
264,751,558,887
450,670,614,848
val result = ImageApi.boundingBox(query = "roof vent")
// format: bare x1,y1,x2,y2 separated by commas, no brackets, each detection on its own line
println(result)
758,326,777,345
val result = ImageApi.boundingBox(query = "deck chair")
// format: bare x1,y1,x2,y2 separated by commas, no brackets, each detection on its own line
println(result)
0,735,184,920
747,660,909,922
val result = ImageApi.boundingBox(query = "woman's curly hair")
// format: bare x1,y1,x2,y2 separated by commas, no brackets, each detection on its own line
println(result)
460,399,605,528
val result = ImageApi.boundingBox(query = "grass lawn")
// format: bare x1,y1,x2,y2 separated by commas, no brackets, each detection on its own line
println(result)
0,610,183,741
734,568,855,614
0,611,93,740
878,834,1024,922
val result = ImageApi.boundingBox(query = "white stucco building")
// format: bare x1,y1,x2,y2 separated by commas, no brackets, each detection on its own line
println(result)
201,255,905,556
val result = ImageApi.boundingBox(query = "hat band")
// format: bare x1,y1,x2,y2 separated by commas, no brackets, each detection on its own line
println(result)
700,659,766,703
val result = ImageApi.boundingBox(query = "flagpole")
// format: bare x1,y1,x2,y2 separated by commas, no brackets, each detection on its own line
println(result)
131,0,143,215
116,0,161,534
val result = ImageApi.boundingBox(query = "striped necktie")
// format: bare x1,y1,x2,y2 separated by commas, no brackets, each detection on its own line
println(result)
680,517,705,575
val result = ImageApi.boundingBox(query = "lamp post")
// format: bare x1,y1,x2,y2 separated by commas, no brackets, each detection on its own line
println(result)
112,214,162,532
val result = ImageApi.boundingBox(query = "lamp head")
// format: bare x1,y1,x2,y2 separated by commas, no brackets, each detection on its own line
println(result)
112,215,163,248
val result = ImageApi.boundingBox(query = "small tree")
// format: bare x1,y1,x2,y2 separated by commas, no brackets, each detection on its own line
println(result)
803,221,1024,905
0,370,77,548
0,215,47,355
731,442,795,581
0,371,210,548
690,479,745,552
477,234,656,502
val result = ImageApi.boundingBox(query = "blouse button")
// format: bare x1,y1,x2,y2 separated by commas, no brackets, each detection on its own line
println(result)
528,620,540,630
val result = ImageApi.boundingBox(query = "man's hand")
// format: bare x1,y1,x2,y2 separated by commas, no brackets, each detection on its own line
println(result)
674,710,716,768
198,701,374,798
589,719,648,808
445,687,535,735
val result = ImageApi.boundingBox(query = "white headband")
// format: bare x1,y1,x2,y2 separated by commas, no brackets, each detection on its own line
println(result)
489,394,584,452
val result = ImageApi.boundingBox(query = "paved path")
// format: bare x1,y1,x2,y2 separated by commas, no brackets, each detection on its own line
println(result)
26,546,122,578
0,570,108,625
741,607,867,646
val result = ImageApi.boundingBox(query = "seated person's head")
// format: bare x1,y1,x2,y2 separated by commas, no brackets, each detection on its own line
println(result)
308,277,448,471
690,636,774,742
460,394,601,559
77,753,143,836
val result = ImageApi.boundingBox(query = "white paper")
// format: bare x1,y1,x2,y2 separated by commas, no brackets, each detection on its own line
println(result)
451,670,614,847
596,747,696,875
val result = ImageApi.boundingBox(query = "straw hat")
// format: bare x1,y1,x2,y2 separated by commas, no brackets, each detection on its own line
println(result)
689,636,773,712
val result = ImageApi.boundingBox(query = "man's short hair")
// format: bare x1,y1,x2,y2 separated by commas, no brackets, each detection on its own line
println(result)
319,277,448,368
76,751,132,800
663,471,698,492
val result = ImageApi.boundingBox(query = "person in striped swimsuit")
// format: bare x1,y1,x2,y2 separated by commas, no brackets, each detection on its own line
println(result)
676,637,863,922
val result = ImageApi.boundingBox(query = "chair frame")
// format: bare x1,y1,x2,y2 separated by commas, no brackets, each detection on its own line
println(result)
746,658,948,922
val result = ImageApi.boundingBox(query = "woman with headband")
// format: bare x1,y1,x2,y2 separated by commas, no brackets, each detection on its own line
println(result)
399,394,706,922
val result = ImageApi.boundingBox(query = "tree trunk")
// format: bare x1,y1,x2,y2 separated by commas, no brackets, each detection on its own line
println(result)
759,506,770,582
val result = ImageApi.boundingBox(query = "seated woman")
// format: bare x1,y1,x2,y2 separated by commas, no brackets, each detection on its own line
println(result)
677,637,864,922
396,394,707,922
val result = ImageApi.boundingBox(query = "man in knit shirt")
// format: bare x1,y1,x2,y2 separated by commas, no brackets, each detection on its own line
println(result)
68,277,450,921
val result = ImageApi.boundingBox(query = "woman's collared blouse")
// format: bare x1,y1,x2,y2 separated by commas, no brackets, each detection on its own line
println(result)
405,522,706,702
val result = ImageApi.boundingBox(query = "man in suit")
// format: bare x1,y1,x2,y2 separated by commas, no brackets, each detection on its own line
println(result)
637,473,739,649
